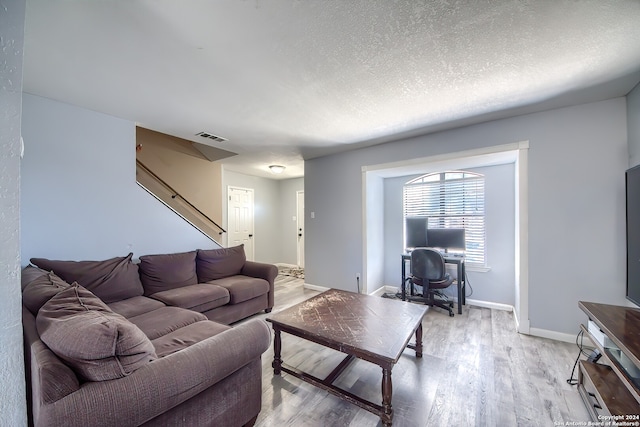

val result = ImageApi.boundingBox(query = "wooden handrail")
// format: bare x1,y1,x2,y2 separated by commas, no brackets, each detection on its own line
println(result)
136,160,226,235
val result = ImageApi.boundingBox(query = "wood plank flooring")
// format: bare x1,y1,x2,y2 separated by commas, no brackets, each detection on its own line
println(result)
241,275,590,426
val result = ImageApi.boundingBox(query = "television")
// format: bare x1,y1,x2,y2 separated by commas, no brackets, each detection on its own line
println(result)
426,228,466,251
405,217,427,249
626,165,640,306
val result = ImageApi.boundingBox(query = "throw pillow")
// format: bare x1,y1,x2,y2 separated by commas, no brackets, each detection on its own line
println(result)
36,285,157,382
196,244,246,282
138,251,198,295
30,253,144,303
22,267,72,315
21,265,49,290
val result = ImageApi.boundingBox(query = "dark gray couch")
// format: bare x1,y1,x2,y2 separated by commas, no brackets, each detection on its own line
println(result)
22,245,276,427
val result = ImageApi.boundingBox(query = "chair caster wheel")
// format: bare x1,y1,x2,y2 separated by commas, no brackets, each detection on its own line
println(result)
449,312,454,317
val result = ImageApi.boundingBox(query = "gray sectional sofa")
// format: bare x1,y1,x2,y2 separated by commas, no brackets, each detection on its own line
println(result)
22,245,277,427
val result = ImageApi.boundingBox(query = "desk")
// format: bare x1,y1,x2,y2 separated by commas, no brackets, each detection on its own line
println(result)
401,253,465,315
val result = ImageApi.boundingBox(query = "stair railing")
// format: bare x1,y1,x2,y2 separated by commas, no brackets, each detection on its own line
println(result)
136,160,226,241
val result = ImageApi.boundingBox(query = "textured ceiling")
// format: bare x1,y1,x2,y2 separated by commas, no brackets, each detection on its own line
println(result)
23,0,640,179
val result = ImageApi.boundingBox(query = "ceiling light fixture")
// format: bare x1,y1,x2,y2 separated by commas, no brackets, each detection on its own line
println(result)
269,165,285,174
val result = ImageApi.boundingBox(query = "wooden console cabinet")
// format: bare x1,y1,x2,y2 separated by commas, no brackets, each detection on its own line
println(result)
578,301,640,418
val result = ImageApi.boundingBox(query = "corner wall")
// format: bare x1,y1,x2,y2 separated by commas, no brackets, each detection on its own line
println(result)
382,163,516,305
21,94,215,263
0,0,28,423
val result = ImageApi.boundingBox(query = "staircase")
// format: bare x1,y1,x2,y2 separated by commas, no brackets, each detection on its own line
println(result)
135,127,236,244
136,160,226,242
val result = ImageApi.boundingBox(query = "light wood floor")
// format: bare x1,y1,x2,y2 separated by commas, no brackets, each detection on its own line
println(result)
242,275,590,426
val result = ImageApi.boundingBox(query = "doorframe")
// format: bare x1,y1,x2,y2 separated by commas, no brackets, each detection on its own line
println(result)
362,141,530,334
226,185,255,261
296,190,305,267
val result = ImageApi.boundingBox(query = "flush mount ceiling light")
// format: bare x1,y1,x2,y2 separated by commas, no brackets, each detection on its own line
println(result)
269,165,285,174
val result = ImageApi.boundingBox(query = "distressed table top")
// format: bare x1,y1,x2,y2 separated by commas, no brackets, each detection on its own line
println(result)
267,288,427,365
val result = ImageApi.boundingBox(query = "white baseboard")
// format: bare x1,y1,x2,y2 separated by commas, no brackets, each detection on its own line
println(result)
303,283,330,292
369,286,397,297
464,298,513,312
378,285,513,312
275,263,300,268
528,327,577,344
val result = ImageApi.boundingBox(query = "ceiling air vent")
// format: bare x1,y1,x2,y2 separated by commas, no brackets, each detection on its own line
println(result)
196,131,227,143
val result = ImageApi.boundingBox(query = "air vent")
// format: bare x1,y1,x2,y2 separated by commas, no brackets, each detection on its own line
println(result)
196,131,227,143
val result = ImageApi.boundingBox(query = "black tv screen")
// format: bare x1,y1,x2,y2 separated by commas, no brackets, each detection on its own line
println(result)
426,228,466,251
626,165,640,306
405,217,427,249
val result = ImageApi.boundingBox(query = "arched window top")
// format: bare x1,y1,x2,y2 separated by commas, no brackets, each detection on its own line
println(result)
405,170,483,185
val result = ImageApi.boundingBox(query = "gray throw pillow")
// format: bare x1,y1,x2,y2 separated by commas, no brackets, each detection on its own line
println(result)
36,284,157,382
196,244,246,282
138,251,198,295
30,253,144,304
22,267,72,315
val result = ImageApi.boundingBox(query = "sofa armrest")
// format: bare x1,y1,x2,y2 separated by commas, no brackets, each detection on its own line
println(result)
38,319,271,427
241,261,278,309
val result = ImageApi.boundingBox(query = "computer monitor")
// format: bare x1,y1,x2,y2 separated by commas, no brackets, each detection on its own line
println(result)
404,217,428,249
426,228,466,251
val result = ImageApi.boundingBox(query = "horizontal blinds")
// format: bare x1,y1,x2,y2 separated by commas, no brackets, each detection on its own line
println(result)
403,174,485,265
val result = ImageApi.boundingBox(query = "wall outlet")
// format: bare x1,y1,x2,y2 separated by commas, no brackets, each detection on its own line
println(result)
355,273,360,280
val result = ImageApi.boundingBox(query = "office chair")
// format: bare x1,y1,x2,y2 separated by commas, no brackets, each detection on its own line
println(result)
405,248,455,316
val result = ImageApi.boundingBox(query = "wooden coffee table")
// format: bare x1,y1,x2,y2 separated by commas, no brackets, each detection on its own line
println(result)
266,288,427,426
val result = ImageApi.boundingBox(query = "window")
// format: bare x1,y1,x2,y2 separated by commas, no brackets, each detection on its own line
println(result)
403,171,486,266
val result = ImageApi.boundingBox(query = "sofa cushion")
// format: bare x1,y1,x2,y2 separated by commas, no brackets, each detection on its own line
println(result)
196,245,246,282
36,285,157,382
30,253,144,304
127,306,207,340
107,296,166,319
22,267,73,315
206,276,269,304
138,251,197,295
149,284,230,313
151,320,231,358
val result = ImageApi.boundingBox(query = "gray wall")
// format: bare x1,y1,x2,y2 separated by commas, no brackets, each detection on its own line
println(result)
629,83,640,167
21,94,216,263
383,163,516,306
21,92,303,267
306,98,628,335
0,0,28,423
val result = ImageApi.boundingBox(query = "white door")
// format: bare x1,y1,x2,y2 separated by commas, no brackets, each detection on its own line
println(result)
227,186,255,261
296,191,305,267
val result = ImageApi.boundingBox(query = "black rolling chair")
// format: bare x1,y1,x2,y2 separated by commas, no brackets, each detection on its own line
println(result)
405,248,455,316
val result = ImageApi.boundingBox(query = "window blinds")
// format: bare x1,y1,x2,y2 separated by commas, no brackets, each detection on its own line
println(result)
403,173,485,265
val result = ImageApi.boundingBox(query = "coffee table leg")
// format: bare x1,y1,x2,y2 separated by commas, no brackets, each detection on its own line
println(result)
381,368,393,426
415,322,423,358
272,328,282,375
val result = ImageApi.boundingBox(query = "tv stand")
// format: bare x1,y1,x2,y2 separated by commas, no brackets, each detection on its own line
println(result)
578,301,640,419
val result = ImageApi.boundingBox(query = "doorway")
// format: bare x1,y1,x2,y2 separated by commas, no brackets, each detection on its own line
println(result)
362,141,530,334
297,190,305,267
227,186,255,261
